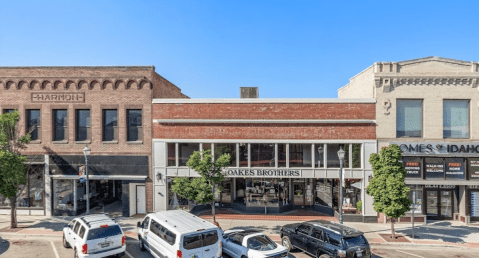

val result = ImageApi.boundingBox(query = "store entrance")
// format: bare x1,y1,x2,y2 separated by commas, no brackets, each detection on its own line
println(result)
426,189,453,220
469,189,479,221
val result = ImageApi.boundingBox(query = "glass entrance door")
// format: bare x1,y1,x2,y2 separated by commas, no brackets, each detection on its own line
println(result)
426,189,454,220
426,191,438,219
293,181,305,206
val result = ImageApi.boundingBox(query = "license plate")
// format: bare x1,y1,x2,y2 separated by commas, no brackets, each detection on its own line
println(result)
101,243,110,248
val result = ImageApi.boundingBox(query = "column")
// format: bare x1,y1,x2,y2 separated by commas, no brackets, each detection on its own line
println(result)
44,155,52,216
73,180,77,214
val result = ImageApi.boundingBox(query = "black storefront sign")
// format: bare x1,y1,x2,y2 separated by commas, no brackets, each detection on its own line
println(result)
445,158,465,180
468,158,479,180
425,157,444,179
401,157,422,178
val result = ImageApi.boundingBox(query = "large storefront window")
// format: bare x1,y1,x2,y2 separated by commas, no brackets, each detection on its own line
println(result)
53,179,75,214
178,143,199,166
214,143,236,166
251,144,275,167
14,166,44,208
244,178,289,207
167,177,195,210
342,179,362,214
407,185,423,214
289,144,312,167
215,178,232,205
315,179,333,207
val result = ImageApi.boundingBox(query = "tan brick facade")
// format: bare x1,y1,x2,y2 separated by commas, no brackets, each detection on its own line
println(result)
0,66,186,216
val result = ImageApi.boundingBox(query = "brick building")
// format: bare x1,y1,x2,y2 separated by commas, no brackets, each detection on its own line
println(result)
152,93,378,222
0,66,186,216
339,56,479,224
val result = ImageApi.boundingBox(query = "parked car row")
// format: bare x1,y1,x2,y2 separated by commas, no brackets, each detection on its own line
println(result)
62,210,371,258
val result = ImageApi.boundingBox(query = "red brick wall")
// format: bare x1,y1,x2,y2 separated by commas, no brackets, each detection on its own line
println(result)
153,102,376,140
153,103,375,120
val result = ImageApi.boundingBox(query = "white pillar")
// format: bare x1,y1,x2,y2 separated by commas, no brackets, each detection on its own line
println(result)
73,180,77,214
44,155,52,216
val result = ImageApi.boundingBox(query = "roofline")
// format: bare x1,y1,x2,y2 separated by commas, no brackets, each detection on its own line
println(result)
152,98,376,104
0,66,155,70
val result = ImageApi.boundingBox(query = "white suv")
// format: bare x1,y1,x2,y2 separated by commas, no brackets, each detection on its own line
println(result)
62,214,126,258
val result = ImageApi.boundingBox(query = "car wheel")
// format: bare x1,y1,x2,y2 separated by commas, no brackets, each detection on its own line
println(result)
282,236,293,252
318,254,330,258
139,237,145,251
62,234,70,248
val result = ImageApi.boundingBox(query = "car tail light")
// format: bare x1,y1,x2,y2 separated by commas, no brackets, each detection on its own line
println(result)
177,250,182,258
337,250,346,258
82,244,88,254
122,235,126,246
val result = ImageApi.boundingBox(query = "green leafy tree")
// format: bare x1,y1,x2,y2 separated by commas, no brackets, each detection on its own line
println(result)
366,144,412,238
172,150,230,223
0,111,31,228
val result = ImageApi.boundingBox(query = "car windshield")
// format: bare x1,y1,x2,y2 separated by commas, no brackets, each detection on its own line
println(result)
87,225,122,240
246,235,277,251
342,235,368,248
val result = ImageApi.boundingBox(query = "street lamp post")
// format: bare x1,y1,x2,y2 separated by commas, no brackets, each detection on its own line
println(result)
83,145,91,215
337,146,345,224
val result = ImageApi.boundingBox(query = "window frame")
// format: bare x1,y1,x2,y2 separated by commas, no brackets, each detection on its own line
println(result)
396,99,423,138
126,109,142,142
102,109,118,141
52,109,68,141
75,109,91,141
443,99,470,139
26,109,41,141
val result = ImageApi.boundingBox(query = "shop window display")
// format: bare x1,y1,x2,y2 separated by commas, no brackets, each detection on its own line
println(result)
14,166,44,208
314,179,333,207
407,185,423,214
53,179,74,213
215,178,232,205
167,177,195,210
244,178,289,207
341,179,362,214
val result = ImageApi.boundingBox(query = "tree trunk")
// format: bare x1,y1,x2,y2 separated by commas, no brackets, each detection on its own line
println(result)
10,196,17,228
391,218,395,239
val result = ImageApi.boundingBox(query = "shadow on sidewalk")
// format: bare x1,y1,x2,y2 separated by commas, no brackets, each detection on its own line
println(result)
395,221,479,243
0,236,10,256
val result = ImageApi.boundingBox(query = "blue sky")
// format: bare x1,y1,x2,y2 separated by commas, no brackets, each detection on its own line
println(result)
1,1,477,98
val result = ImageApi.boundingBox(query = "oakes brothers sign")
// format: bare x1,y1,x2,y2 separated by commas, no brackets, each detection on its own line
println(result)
223,168,301,177
394,142,479,155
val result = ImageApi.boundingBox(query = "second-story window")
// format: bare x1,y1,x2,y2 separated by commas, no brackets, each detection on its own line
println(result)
103,109,118,141
53,110,68,141
127,109,142,141
3,109,15,114
396,99,423,138
444,100,469,138
76,110,91,141
27,109,41,141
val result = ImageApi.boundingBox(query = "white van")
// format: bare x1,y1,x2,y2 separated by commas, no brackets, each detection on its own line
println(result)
137,210,222,258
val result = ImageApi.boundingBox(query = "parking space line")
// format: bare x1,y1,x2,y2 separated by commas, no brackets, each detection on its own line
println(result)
125,250,134,258
396,250,425,258
50,241,60,258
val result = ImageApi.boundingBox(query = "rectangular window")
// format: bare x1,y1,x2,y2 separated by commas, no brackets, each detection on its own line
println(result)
397,99,423,137
178,143,199,166
327,144,346,168
127,109,142,141
167,143,176,166
103,109,118,141
27,109,41,141
314,144,324,168
407,185,423,214
214,143,236,167
75,110,90,141
53,109,68,141
251,143,275,167
278,144,287,167
3,109,15,114
289,144,312,167
443,100,469,138
239,144,248,167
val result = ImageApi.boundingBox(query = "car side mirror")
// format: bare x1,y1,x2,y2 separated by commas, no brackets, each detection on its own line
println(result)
137,222,141,228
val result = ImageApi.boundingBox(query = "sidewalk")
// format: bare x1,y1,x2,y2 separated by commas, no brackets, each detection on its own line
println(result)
2,213,479,249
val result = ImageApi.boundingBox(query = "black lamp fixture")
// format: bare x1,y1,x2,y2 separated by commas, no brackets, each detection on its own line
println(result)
156,172,162,181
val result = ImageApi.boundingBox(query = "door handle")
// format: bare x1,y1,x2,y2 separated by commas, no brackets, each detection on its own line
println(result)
205,249,210,252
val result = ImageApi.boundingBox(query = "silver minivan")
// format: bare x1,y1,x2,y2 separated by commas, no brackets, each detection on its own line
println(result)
137,210,222,258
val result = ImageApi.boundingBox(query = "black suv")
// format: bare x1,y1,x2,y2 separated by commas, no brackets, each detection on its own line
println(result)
280,220,371,258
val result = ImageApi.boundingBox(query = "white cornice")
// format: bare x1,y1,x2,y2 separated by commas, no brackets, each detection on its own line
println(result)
154,119,376,124
152,98,376,104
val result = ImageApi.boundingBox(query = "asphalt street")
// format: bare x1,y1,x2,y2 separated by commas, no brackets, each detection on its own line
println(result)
1,236,479,258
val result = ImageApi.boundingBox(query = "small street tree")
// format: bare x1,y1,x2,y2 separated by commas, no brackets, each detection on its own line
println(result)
172,150,230,223
366,144,412,239
0,111,31,228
